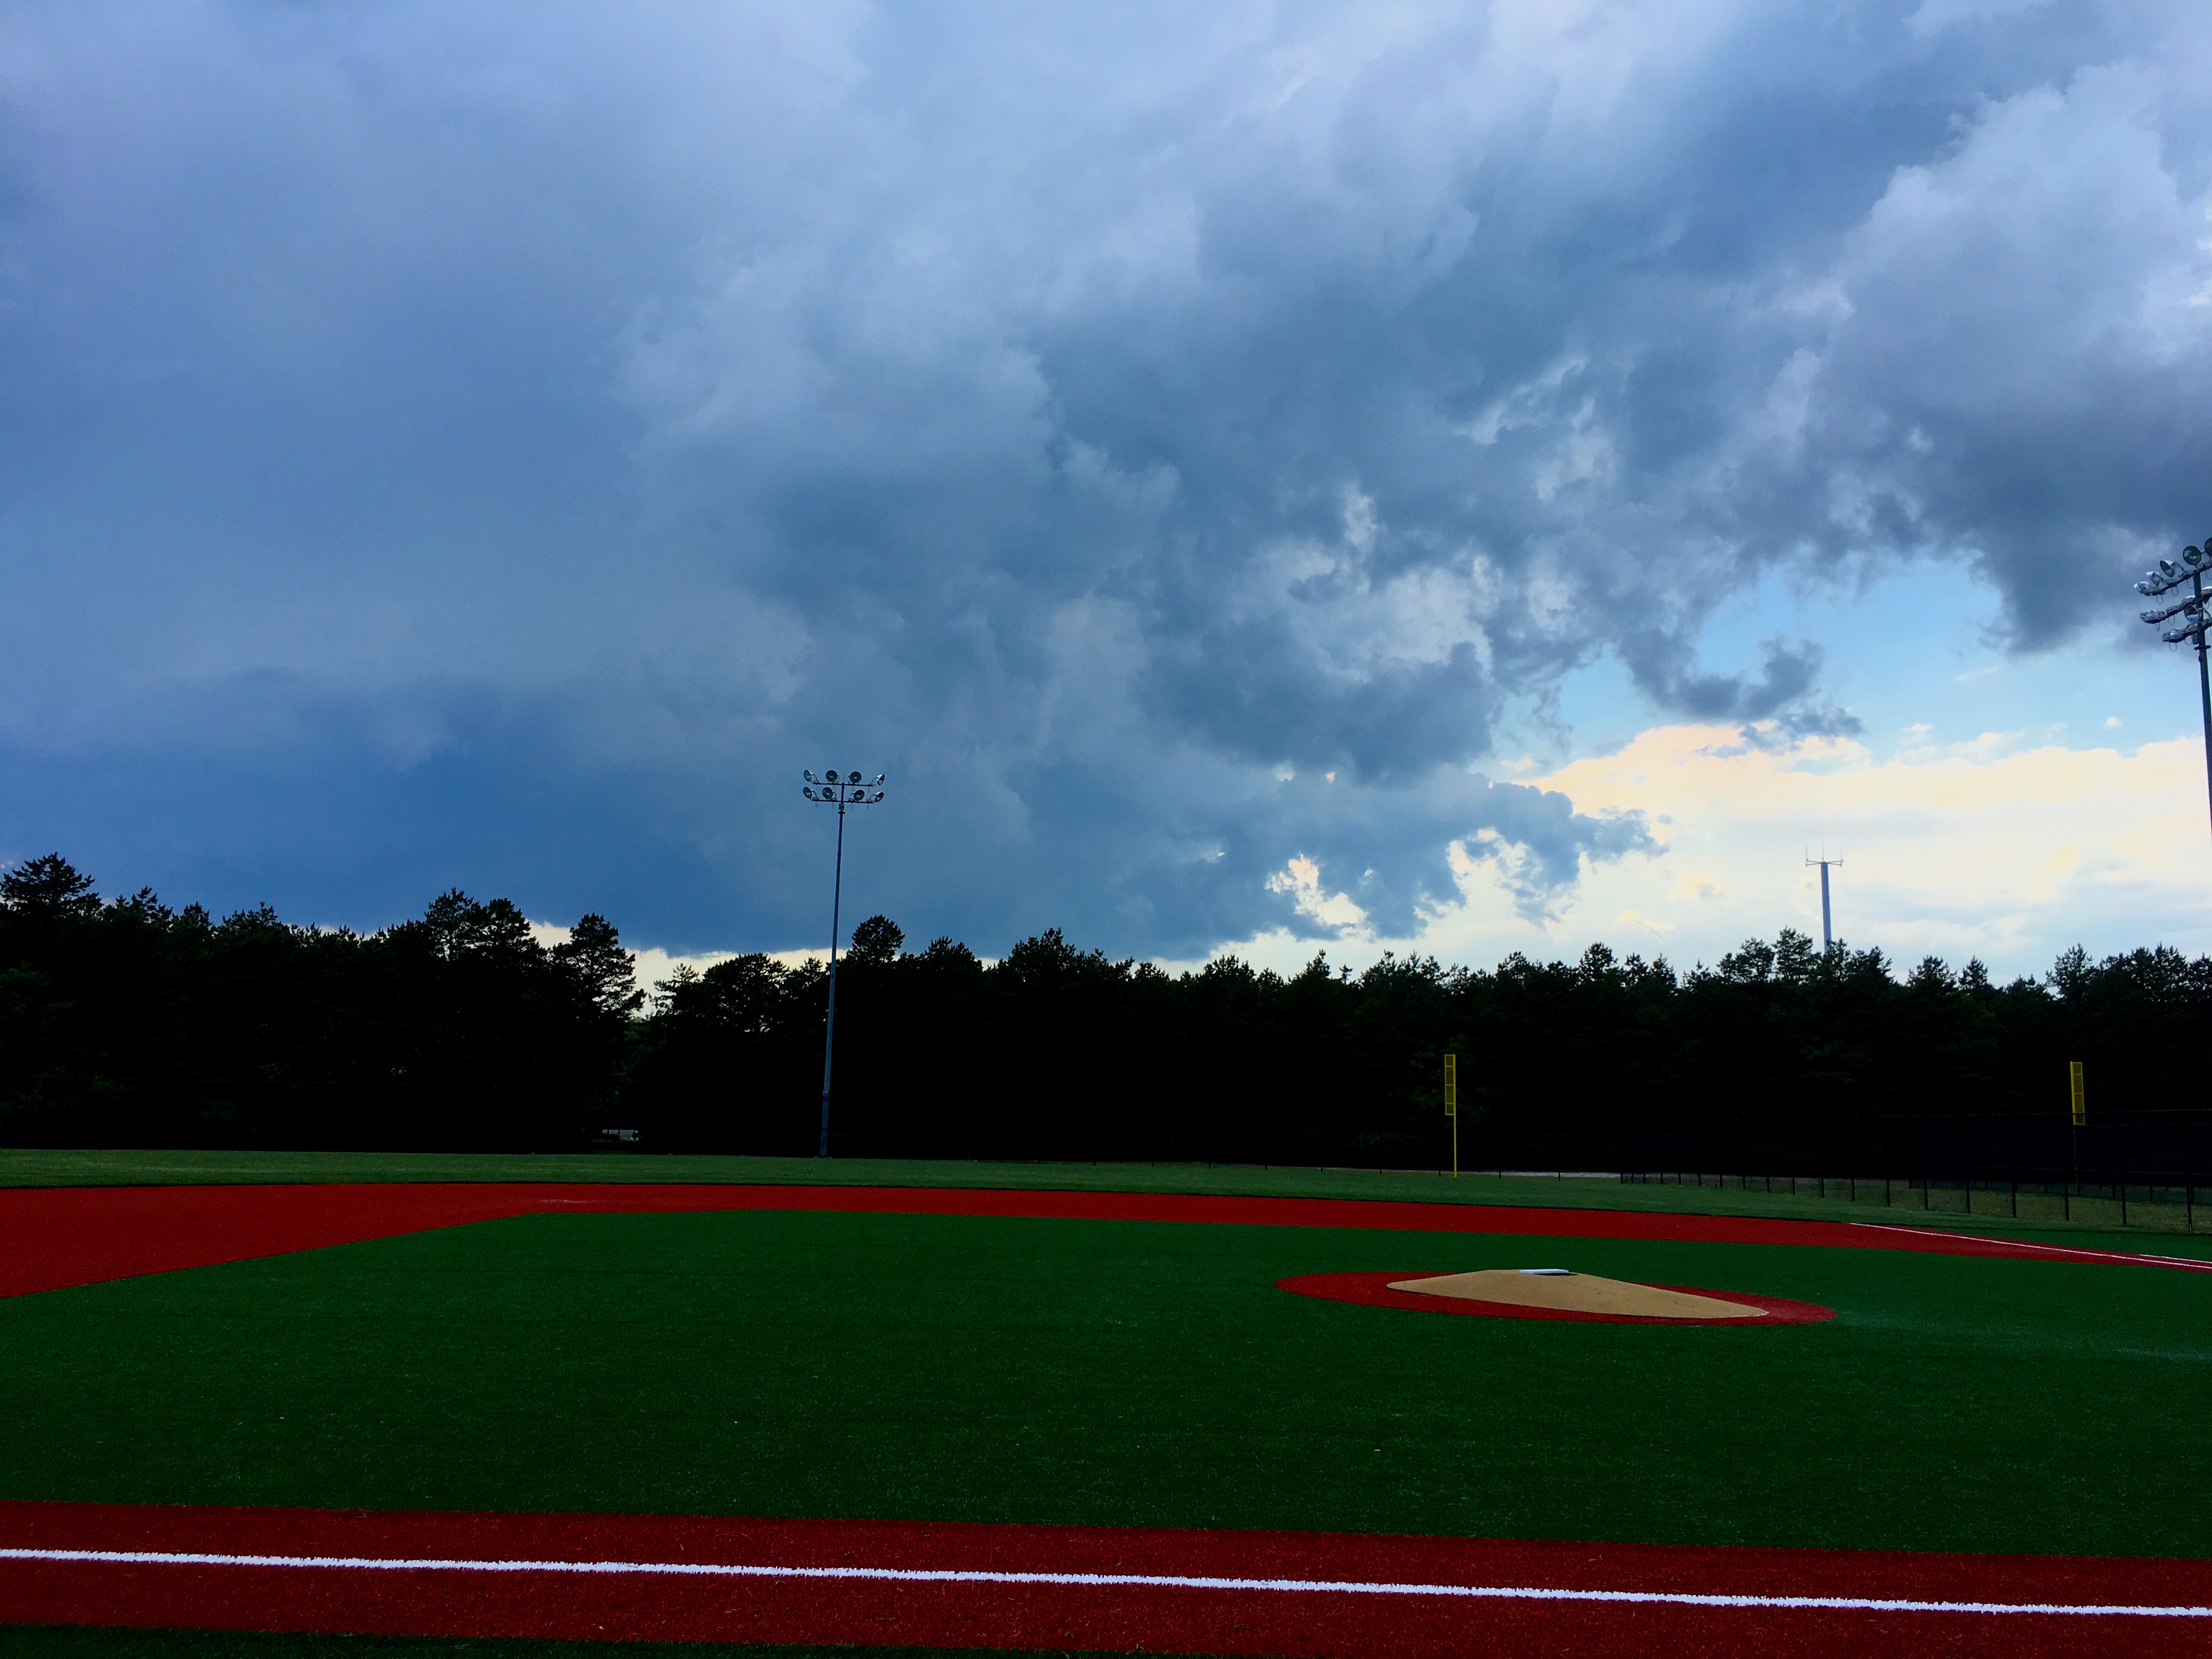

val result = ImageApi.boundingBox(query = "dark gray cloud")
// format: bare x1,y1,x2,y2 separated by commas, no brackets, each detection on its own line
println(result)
1,1,2206,956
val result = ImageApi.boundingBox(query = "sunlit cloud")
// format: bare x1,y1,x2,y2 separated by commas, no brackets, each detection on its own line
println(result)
1266,855,1373,938
1203,722,2212,981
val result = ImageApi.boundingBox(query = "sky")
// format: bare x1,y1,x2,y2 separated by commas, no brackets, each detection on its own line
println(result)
4,0,2212,986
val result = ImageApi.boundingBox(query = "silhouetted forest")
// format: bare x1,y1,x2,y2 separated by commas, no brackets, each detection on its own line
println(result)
2,853,2204,1167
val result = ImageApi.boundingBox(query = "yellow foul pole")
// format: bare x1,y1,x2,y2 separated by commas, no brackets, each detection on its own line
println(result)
1444,1052,1459,1177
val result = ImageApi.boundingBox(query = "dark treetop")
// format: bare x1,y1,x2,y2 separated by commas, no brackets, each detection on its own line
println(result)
0,856,2193,1165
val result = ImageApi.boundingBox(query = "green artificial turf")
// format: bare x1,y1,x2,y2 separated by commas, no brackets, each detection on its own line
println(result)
3,1210,2207,1558
6,1147,2209,1255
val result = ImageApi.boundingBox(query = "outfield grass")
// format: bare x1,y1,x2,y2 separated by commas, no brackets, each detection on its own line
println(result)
3,1207,2206,1559
5,1147,2207,1259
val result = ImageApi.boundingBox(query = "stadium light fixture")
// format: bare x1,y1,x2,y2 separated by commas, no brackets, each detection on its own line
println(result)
2134,539,2212,842
801,768,888,1156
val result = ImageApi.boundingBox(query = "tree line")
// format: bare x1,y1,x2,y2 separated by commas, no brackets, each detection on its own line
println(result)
1,853,2200,1166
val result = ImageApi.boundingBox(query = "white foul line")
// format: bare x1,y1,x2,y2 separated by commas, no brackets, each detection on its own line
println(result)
2,1548,2205,1618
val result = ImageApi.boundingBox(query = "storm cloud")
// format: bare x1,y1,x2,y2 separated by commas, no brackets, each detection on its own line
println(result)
1,2,2207,955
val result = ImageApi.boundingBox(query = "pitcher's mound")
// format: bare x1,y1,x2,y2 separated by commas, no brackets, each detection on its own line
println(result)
1278,1269,1835,1325
1389,1269,1764,1320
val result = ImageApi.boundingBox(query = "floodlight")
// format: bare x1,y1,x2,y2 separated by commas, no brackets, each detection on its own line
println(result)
2141,561,2199,596
2131,537,2212,847
797,764,890,1158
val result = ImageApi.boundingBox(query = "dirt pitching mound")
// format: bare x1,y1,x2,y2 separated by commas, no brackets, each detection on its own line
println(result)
1279,1269,1836,1325
1390,1268,1766,1320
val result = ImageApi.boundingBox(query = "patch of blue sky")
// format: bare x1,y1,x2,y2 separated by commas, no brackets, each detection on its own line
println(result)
1531,557,2194,770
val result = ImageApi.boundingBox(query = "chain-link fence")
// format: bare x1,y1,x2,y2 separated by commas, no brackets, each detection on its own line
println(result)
1620,1110,2210,1232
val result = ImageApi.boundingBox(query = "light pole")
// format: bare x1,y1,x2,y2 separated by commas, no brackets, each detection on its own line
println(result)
802,768,886,1157
2134,539,2212,842
1805,851,1842,951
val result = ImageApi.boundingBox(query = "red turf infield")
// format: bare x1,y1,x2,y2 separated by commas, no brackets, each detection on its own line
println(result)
3,1180,2208,1299
3,1501,2208,1657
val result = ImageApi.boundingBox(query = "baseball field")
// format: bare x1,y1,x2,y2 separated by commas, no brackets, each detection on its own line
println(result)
2,1153,2208,1656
